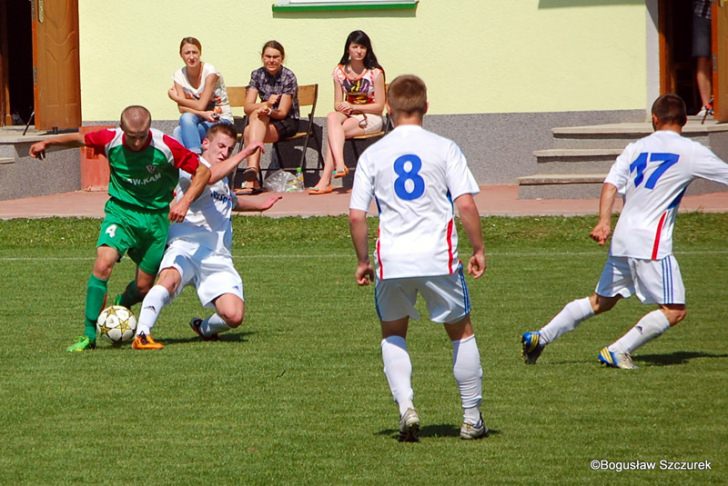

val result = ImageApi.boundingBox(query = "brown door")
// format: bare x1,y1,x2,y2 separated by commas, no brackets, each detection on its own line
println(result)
713,1,728,122
658,1,702,113
0,0,10,126
31,0,81,130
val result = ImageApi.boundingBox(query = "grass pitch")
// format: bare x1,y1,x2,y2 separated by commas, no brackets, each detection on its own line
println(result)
0,214,726,484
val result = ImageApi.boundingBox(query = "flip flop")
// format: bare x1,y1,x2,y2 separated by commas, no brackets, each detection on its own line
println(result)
307,185,333,195
333,166,350,179
241,167,260,182
235,185,264,196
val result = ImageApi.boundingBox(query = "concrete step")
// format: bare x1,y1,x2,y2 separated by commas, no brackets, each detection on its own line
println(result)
533,148,621,174
521,119,728,199
517,173,605,199
0,128,70,160
518,173,728,200
551,121,720,149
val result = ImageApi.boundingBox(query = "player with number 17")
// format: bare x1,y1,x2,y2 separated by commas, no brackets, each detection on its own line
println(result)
521,94,728,369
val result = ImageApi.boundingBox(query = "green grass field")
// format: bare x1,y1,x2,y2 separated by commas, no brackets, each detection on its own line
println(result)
0,214,726,484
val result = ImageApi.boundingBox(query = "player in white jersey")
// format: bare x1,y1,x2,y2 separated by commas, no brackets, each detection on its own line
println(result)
132,124,281,350
521,94,728,369
349,75,488,441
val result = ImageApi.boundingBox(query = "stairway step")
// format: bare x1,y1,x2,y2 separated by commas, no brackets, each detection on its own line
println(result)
552,121,718,149
517,173,606,199
533,148,620,174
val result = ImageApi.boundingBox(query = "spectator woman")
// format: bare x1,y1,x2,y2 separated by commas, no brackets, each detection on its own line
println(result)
239,40,299,195
168,37,233,154
309,30,385,195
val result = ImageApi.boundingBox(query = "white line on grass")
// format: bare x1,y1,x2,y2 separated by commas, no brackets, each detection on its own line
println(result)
3,249,728,262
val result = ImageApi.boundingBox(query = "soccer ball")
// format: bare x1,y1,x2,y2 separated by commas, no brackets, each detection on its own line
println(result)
96,305,137,344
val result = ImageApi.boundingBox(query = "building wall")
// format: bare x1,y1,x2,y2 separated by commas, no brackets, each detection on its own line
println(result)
77,0,647,120
76,0,648,184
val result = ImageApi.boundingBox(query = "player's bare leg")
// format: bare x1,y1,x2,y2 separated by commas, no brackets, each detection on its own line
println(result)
190,294,244,340
116,267,155,308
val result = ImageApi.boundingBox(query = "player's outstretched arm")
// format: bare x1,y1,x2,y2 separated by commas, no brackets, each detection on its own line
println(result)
169,164,211,222
349,209,375,286
454,193,486,279
28,133,85,160
208,141,265,184
235,194,282,212
590,183,618,246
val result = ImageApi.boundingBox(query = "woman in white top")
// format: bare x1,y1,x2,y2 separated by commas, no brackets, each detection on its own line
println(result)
168,37,233,153
309,30,385,195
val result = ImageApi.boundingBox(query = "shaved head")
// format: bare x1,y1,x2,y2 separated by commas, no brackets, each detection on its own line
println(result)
120,105,152,132
120,105,152,151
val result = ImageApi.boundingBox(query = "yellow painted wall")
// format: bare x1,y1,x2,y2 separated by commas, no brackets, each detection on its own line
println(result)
78,0,646,120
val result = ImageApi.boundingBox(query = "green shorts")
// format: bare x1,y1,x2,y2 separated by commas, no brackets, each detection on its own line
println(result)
97,199,170,275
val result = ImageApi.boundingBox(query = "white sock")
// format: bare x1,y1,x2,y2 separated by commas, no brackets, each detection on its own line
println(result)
539,297,594,345
452,335,483,423
609,310,670,355
136,285,170,336
201,313,232,336
381,336,414,416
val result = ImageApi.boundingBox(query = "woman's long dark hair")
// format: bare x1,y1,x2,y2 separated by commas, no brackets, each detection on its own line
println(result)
338,30,382,70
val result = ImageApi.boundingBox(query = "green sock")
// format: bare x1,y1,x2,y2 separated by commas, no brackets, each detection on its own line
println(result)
84,275,108,341
118,280,142,308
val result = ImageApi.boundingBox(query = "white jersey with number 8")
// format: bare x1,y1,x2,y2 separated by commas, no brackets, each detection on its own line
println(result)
349,125,479,279
605,130,728,260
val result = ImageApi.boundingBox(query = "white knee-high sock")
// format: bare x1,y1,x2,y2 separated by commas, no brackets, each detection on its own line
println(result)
609,310,670,355
381,336,414,416
201,313,232,336
539,297,594,345
136,285,170,336
452,335,483,424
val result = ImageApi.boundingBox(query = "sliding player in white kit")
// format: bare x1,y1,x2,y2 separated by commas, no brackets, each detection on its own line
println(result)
522,94,728,369
132,124,281,350
349,75,488,441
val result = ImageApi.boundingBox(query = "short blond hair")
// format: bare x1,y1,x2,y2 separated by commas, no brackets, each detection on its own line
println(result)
387,75,427,118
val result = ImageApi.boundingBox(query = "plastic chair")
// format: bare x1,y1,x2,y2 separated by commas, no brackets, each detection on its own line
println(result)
226,86,248,146
267,83,324,183
225,86,248,189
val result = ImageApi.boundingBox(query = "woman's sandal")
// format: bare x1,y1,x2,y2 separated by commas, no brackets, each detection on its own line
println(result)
333,166,350,179
307,185,333,195
235,183,264,196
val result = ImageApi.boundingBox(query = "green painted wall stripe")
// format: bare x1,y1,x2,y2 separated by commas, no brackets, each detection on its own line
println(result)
272,2,417,12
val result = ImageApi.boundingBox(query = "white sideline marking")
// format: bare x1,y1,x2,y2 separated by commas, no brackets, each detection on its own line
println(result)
2,249,728,262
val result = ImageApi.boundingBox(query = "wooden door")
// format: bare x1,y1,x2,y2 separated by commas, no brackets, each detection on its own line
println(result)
0,0,10,126
31,0,81,130
713,1,728,121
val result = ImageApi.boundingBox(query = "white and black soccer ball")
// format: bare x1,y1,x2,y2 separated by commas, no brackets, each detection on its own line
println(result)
96,305,137,344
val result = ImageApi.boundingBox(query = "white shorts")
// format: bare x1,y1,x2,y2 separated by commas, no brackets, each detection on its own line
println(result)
595,255,685,305
374,266,471,324
159,240,244,308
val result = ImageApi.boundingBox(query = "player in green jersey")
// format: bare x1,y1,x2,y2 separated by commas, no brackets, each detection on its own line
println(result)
29,106,211,351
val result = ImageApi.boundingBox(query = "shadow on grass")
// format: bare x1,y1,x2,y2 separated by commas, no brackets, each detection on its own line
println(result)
634,351,728,366
161,330,255,346
376,424,501,440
